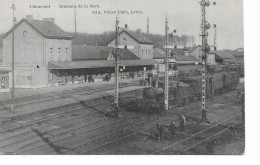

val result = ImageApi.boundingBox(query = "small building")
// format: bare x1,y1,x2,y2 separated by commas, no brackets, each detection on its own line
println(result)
208,50,233,64
153,48,165,73
170,55,202,77
107,28,154,60
153,47,202,78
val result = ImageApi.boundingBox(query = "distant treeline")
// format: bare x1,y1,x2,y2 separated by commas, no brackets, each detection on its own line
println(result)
0,32,195,50
70,31,196,50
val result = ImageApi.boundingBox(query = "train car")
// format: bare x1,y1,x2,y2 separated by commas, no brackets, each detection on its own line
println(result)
134,70,240,113
222,71,239,90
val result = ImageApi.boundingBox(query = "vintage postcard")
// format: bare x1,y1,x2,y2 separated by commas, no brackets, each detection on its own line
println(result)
0,0,244,155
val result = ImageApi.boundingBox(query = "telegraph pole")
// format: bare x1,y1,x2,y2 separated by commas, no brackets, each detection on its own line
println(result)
164,16,169,111
11,2,16,113
200,0,211,121
74,7,77,45
113,16,120,117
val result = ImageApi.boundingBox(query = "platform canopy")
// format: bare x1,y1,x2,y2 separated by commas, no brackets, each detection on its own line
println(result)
48,59,159,70
0,68,11,74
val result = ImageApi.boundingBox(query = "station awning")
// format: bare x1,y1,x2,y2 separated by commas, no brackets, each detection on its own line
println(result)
48,59,159,70
0,68,12,74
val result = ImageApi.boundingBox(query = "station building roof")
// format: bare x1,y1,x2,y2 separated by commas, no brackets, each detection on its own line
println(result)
3,18,72,40
72,45,140,61
48,59,159,70
107,30,153,45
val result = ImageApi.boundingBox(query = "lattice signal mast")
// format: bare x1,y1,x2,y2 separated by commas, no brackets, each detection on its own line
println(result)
200,0,212,121
114,16,120,115
164,16,169,111
11,2,16,113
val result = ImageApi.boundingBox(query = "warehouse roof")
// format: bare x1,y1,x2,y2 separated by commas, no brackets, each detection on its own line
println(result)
172,55,198,61
108,30,153,45
3,18,72,40
72,45,140,60
48,59,159,69
170,49,186,56
209,50,232,60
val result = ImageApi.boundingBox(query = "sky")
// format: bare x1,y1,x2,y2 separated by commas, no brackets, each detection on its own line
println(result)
0,0,244,50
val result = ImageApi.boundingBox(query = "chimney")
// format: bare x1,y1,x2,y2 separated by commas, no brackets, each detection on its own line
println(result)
43,18,55,24
147,17,149,35
125,24,128,29
136,29,141,34
26,15,33,21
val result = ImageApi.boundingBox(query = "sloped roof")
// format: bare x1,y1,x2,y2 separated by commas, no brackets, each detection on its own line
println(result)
48,59,158,69
72,45,140,60
3,18,72,39
209,50,232,59
153,48,165,59
189,45,201,54
107,30,153,45
170,48,185,56
172,55,198,61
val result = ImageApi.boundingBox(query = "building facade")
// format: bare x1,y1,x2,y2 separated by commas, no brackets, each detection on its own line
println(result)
108,29,153,60
1,16,158,88
2,15,72,88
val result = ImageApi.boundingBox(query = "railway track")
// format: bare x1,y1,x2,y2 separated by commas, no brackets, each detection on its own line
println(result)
17,113,142,154
0,82,139,112
0,86,143,154
0,81,242,155
75,90,242,155
69,102,203,154
99,113,241,155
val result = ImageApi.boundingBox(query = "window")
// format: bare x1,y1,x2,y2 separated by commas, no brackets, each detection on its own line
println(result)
23,31,28,37
49,73,54,81
124,45,127,49
65,48,68,60
49,48,53,59
123,38,127,41
58,48,61,60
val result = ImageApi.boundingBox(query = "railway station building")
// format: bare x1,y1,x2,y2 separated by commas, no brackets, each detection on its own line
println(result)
107,28,154,60
1,15,158,88
48,45,157,86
